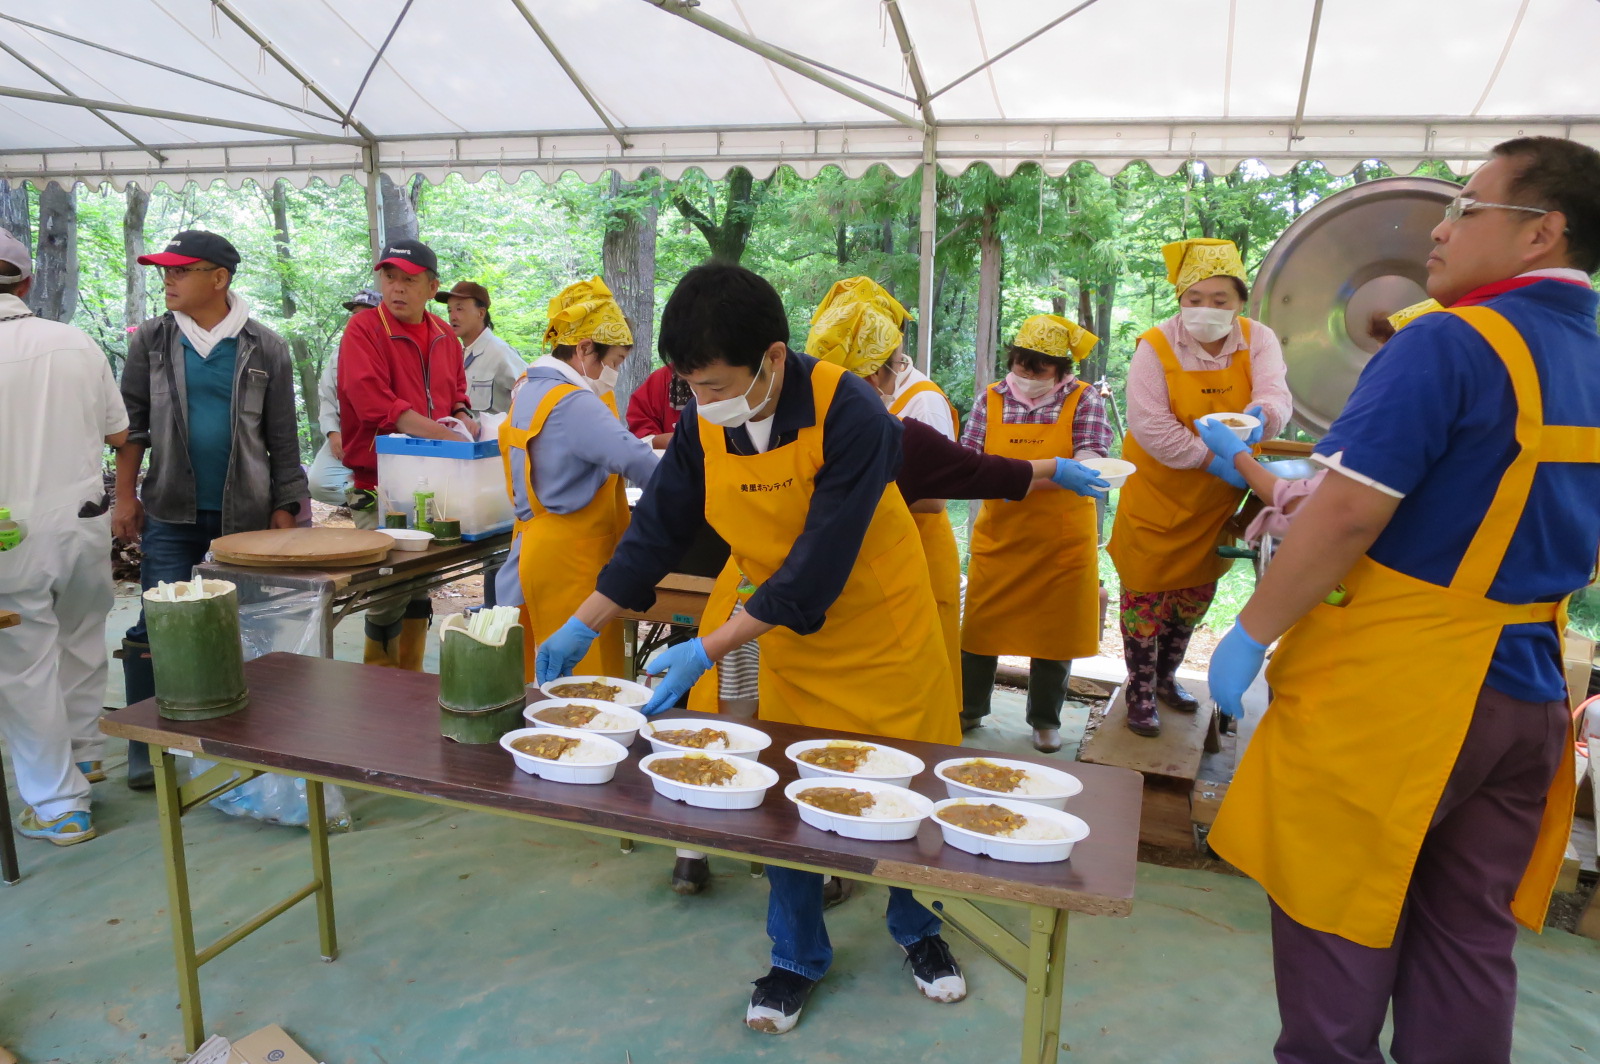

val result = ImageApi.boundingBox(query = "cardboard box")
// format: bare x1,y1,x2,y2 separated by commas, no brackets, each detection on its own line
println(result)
182,1025,321,1064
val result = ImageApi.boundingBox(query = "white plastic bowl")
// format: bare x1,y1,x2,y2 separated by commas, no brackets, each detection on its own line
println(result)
524,698,646,747
642,717,773,760
543,674,653,709
931,797,1091,864
1079,457,1136,491
783,738,925,788
933,757,1084,810
385,528,435,551
499,726,628,785
1202,412,1260,441
784,777,934,841
638,751,779,810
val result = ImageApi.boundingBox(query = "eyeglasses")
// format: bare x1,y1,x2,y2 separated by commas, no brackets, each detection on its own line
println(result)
1442,196,1552,224
887,355,912,372
158,265,221,278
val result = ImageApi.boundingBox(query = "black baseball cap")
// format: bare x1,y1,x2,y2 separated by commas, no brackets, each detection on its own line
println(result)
374,238,437,276
138,230,240,275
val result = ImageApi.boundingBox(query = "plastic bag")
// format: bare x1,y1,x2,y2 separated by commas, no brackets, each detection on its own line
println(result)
180,757,353,831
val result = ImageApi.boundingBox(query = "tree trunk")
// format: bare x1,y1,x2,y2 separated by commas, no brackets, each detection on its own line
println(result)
835,219,849,265
673,167,761,264
380,173,421,245
123,184,150,333
972,203,1003,401
0,179,29,247
268,181,318,455
603,171,658,419
34,181,78,323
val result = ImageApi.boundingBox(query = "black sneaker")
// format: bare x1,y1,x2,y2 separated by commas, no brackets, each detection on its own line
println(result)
670,855,710,896
821,876,856,909
902,934,967,1002
746,967,816,1034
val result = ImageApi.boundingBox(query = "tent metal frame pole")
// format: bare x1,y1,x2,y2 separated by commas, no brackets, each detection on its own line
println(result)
884,0,939,374
364,142,385,263
0,13,339,122
209,0,378,141
339,0,415,129
642,0,927,133
1288,0,1326,146
0,39,167,163
511,0,631,150
0,86,363,145
932,0,1104,101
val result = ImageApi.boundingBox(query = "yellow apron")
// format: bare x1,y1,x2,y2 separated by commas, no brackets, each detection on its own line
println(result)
961,381,1100,661
499,383,629,683
700,361,957,744
687,559,742,713
889,378,962,436
1211,307,1589,948
1108,321,1256,593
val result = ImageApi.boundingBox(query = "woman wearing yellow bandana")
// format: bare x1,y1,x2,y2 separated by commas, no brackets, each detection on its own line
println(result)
1106,239,1292,737
495,277,656,682
960,314,1115,753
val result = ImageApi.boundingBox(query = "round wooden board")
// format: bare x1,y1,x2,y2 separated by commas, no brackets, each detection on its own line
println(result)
209,528,396,566
212,546,393,569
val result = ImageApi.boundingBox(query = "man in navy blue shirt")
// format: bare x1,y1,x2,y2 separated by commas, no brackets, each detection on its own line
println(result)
1209,138,1600,1064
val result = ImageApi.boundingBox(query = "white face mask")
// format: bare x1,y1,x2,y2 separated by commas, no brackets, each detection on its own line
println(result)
1181,306,1237,343
698,361,777,428
595,363,619,393
1006,371,1057,400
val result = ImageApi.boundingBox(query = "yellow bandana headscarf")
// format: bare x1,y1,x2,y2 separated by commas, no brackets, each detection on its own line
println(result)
1162,238,1248,296
806,276,911,376
1387,298,1443,332
544,276,634,349
1013,314,1097,362
806,302,903,376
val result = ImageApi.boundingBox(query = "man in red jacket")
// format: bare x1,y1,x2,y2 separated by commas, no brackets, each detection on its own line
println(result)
338,238,475,669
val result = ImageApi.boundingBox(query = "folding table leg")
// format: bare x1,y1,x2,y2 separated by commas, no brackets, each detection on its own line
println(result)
152,750,205,1052
305,781,339,961
1019,906,1069,1064
0,752,19,884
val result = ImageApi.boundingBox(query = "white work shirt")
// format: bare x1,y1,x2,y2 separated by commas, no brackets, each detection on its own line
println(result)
889,365,957,441
462,327,527,414
317,346,341,437
0,293,127,525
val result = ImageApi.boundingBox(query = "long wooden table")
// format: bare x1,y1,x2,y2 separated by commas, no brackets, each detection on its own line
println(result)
102,653,1142,1063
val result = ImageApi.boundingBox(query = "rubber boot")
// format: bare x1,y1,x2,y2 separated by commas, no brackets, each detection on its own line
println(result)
363,617,401,668
1155,621,1202,713
1121,631,1161,738
121,638,156,790
396,601,433,672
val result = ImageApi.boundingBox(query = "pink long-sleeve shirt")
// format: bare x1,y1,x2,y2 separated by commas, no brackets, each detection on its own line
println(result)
1124,313,1293,470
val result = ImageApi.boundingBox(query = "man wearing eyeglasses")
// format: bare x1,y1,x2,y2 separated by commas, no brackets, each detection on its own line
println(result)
1207,137,1600,1063
114,230,307,789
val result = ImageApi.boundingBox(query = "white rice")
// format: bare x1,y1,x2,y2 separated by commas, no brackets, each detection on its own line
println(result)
571,709,632,732
947,760,1070,797
812,788,921,820
809,743,914,777
1007,817,1069,841
523,737,617,764
651,756,768,788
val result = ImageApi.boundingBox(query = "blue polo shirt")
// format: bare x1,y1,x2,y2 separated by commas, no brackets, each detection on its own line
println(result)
1315,278,1600,702
182,336,237,512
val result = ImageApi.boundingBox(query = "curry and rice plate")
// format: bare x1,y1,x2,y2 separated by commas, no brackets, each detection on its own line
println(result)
547,680,623,702
796,741,913,777
508,732,618,764
647,753,768,788
935,801,1070,841
650,727,732,750
943,758,1065,796
795,786,922,820
530,702,632,731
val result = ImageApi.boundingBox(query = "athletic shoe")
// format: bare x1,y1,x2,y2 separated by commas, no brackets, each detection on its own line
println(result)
903,934,967,1002
745,967,816,1034
77,760,105,784
670,855,710,895
822,875,856,909
16,807,96,847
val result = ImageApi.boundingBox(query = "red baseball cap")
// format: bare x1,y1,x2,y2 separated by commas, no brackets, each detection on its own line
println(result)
373,238,438,276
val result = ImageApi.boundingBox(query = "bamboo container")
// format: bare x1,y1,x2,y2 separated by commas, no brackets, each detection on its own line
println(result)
144,579,249,720
437,613,526,743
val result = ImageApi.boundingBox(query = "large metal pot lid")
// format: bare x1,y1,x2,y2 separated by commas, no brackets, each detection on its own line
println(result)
1250,176,1460,438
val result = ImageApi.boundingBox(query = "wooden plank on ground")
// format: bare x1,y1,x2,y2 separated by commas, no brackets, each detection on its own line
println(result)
1080,681,1213,782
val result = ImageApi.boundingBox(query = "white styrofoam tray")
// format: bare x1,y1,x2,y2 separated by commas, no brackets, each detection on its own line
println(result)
931,797,1091,864
524,698,647,747
499,726,628,785
933,756,1084,810
784,738,924,787
543,674,653,709
784,777,934,841
638,751,779,810
642,717,772,760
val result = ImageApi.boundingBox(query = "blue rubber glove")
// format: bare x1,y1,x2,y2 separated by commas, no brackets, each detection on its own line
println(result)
1050,457,1112,497
1206,453,1248,490
535,616,599,686
1194,416,1249,463
1208,622,1268,720
640,637,714,716
1243,405,1266,447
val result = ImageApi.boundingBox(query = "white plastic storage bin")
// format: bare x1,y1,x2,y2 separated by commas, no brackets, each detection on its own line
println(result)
375,435,514,540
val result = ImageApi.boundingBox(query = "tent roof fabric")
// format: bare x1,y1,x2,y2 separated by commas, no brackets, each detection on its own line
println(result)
2,0,1597,189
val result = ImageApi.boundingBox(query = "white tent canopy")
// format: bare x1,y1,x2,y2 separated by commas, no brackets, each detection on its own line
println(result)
2,0,1598,192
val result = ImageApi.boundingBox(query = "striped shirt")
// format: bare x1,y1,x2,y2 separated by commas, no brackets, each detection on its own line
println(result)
959,376,1114,457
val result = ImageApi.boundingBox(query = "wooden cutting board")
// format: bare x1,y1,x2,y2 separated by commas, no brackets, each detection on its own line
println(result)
210,528,396,568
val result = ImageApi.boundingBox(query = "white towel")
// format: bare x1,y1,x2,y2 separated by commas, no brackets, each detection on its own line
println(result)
174,292,252,359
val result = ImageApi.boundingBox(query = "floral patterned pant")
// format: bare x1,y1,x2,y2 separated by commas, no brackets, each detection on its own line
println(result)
1118,583,1218,724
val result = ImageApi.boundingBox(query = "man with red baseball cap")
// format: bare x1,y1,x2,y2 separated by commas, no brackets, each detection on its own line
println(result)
115,229,307,788
337,238,474,669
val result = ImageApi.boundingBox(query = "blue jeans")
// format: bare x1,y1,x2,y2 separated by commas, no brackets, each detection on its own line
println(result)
126,512,224,643
766,866,942,981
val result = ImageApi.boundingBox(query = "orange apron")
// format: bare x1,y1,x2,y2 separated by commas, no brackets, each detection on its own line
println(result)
890,378,962,436
700,361,957,744
499,383,629,682
687,559,743,713
961,381,1100,661
1211,307,1589,948
1108,321,1256,593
